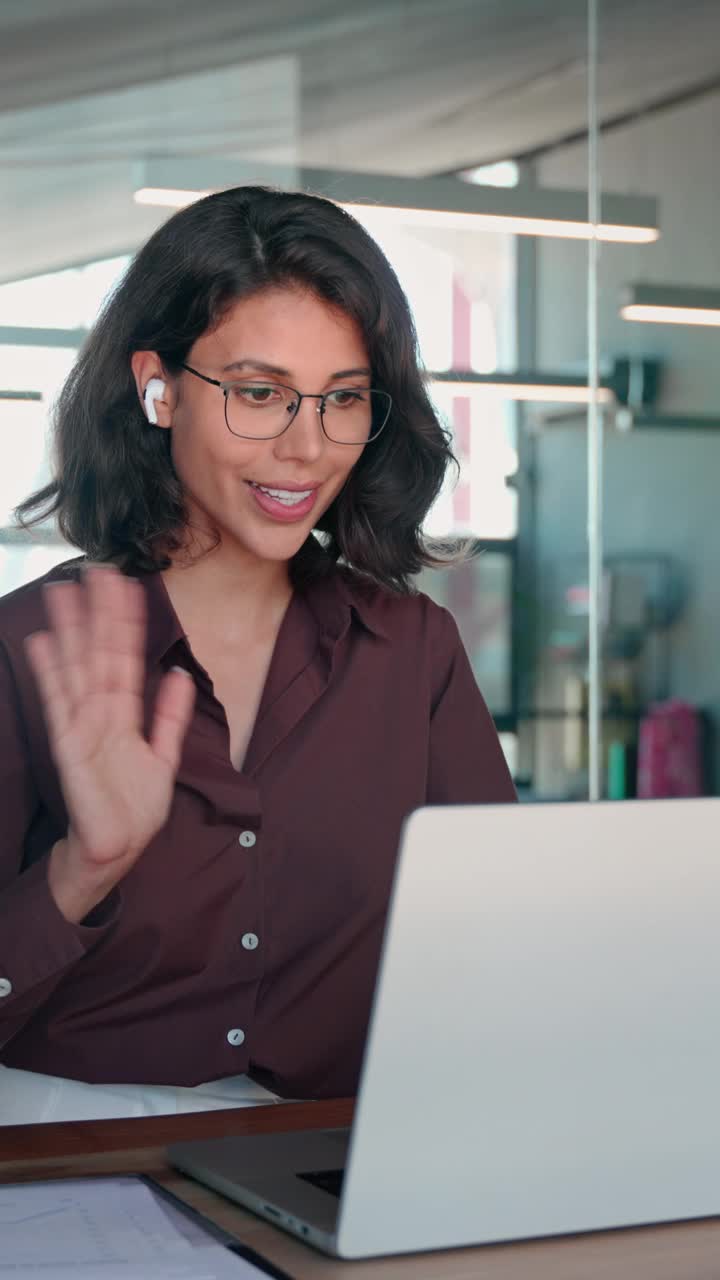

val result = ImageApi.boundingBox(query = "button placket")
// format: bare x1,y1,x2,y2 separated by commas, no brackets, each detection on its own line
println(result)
230,807,259,1055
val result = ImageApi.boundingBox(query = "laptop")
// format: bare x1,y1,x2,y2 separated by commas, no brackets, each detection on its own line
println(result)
169,798,720,1258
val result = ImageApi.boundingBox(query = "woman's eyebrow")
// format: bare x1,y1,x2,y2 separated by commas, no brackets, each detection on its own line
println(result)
222,358,288,375
221,358,372,380
328,366,372,380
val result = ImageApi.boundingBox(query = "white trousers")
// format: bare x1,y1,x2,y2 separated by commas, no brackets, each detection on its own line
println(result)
0,1065,283,1125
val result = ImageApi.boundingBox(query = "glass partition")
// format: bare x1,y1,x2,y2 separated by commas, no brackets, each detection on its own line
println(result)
533,0,720,801
597,0,720,801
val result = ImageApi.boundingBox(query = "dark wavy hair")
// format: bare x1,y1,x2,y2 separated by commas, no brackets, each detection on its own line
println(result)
14,185,466,593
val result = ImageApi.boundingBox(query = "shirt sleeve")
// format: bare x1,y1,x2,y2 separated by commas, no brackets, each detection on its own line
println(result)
0,637,120,1052
426,605,517,805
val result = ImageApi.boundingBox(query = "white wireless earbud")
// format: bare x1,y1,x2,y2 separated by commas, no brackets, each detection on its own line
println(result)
143,378,166,425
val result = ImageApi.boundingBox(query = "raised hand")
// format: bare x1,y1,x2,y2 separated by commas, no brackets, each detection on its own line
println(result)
24,565,195,921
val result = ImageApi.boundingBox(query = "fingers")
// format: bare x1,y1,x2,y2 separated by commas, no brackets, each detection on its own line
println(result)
149,666,196,774
86,566,147,706
24,629,74,748
42,576,89,707
85,566,114,696
28,565,148,738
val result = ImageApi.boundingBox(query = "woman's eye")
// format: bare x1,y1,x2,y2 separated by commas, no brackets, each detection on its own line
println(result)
329,389,364,408
230,384,277,405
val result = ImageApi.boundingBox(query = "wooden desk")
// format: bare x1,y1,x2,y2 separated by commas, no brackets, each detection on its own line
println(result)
1,1100,718,1278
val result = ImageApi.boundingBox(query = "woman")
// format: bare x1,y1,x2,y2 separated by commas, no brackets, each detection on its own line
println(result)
0,186,516,1123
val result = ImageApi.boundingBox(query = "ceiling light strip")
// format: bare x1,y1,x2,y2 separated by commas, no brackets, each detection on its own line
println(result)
430,373,614,405
621,284,720,325
133,160,659,244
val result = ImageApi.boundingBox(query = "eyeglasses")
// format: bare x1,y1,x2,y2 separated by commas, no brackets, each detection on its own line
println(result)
179,363,392,445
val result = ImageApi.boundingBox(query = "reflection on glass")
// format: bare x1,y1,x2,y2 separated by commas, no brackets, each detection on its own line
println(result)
529,0,720,800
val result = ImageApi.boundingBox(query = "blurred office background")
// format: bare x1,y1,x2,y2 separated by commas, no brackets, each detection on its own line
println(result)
1,0,718,801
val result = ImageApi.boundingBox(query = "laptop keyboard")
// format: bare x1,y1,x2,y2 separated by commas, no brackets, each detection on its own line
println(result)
297,1168,345,1198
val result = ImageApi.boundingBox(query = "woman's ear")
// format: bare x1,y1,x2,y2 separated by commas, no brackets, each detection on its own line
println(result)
130,351,176,428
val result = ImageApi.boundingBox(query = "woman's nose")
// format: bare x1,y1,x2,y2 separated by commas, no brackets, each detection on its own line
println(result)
273,395,325,459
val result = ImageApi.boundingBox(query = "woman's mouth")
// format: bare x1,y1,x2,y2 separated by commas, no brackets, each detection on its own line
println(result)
246,480,320,521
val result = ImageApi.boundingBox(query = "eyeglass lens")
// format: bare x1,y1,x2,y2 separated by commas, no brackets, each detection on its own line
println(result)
224,384,391,442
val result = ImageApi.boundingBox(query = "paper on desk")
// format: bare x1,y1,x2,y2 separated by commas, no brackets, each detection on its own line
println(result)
0,1177,266,1278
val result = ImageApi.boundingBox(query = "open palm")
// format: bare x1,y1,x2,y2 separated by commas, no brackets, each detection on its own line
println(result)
24,565,195,886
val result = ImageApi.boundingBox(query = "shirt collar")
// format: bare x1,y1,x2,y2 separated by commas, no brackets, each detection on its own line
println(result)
140,540,389,670
329,568,390,641
293,536,391,642
142,569,187,668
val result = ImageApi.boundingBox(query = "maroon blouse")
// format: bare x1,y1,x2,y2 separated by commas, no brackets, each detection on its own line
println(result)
0,547,516,1098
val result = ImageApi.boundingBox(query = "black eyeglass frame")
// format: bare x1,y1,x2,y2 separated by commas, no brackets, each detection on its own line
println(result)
179,362,392,445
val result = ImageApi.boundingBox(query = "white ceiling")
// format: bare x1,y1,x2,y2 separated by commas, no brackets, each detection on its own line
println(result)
1,0,719,281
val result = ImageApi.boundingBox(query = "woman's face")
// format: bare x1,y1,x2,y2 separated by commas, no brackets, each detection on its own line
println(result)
166,286,371,568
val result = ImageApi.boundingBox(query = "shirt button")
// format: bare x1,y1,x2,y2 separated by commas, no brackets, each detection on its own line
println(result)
0,978,12,998
227,1028,246,1047
241,932,259,951
238,831,256,848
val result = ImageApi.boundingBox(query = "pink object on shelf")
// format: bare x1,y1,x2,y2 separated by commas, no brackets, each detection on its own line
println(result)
637,700,703,798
